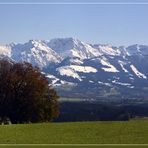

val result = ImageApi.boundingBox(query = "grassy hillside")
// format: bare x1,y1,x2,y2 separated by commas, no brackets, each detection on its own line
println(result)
0,120,147,144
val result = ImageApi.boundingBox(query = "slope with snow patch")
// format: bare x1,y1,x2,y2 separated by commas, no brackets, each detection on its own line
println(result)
56,65,97,81
56,66,82,81
118,60,128,73
130,65,147,79
100,59,119,73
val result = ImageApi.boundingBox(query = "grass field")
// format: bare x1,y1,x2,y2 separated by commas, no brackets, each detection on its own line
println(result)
0,120,147,144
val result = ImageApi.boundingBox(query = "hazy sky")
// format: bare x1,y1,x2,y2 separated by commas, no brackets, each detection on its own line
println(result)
0,0,148,46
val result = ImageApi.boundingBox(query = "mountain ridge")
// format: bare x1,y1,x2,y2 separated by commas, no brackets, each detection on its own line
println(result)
0,37,148,100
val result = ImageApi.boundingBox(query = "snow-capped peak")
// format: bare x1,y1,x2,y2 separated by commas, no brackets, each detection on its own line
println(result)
48,37,101,59
11,40,61,68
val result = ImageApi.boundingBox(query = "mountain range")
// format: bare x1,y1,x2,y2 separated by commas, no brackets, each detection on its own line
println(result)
1,38,148,101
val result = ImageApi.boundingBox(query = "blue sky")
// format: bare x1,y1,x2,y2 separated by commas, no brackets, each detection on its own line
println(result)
0,0,148,46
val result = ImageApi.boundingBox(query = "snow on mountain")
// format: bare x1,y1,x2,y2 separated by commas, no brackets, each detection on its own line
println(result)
48,38,101,59
126,44,148,56
46,74,77,86
126,45,141,55
130,64,147,79
93,44,121,56
56,65,97,81
98,81,112,86
100,59,119,73
69,65,97,73
112,80,132,86
56,66,82,81
11,40,61,68
118,60,128,73
0,44,11,58
68,58,83,65
1,38,148,99
46,74,60,84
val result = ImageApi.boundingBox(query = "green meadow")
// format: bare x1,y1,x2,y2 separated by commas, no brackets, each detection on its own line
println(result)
0,120,147,144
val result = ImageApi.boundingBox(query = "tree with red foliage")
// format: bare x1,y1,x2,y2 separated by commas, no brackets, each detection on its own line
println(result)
0,60,59,124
